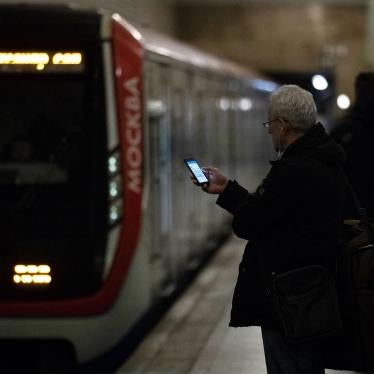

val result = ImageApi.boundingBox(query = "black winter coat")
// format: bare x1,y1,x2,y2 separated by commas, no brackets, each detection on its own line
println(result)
217,123,346,328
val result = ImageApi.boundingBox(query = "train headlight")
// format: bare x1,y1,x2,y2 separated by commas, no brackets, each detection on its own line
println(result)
13,264,52,285
109,181,119,198
108,151,123,225
109,176,122,200
109,199,123,226
108,152,120,175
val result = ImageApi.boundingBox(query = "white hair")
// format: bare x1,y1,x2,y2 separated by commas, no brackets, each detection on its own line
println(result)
269,85,317,132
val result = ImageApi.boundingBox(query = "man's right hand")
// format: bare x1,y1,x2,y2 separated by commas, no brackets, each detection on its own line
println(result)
191,166,229,195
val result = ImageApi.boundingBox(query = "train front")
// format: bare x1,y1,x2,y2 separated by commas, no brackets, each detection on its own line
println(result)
0,5,145,367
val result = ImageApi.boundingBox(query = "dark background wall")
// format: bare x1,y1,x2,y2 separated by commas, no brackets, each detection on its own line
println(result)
173,3,368,116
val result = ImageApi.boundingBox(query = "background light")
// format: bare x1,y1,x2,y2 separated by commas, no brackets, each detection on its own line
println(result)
337,94,351,110
238,98,253,111
312,75,328,90
219,98,230,111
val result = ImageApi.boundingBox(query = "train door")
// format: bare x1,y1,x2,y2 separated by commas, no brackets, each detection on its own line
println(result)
169,67,192,279
187,73,209,258
191,73,227,250
144,60,174,297
227,80,240,181
205,77,223,235
214,79,232,232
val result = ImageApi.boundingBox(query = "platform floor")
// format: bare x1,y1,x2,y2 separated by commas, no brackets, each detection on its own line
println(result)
116,236,363,374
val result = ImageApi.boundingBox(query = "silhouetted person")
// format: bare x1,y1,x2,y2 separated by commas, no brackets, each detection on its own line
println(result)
331,72,374,221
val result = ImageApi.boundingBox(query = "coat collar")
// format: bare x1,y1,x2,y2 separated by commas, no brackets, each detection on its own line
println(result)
281,123,326,159
270,123,345,168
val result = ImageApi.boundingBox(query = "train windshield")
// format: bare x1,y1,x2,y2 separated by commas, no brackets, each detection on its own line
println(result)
0,48,108,300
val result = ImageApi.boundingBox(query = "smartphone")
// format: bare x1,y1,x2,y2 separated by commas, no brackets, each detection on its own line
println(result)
184,158,209,186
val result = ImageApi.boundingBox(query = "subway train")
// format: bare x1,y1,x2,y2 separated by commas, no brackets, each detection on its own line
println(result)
0,4,276,371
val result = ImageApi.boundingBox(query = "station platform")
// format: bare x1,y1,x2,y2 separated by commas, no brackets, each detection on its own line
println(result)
116,236,362,374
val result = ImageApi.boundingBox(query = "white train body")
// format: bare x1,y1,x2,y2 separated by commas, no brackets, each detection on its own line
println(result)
0,5,275,367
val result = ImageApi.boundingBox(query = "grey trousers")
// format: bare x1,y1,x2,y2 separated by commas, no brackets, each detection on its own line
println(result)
261,327,325,374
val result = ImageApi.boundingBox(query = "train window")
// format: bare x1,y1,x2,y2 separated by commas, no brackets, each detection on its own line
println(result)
0,47,107,300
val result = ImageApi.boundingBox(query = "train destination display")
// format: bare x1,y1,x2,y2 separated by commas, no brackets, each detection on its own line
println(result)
0,51,84,72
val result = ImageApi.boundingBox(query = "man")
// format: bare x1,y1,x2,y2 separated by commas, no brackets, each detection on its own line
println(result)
195,85,345,374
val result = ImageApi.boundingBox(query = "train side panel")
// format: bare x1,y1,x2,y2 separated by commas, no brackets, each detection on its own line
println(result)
0,7,277,367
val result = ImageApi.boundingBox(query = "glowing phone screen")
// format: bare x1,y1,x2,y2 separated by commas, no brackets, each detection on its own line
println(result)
186,159,208,184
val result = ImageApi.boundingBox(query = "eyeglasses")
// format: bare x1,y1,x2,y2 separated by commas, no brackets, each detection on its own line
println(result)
262,118,280,128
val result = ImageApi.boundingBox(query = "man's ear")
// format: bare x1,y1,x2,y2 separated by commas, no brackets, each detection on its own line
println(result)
279,118,287,132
